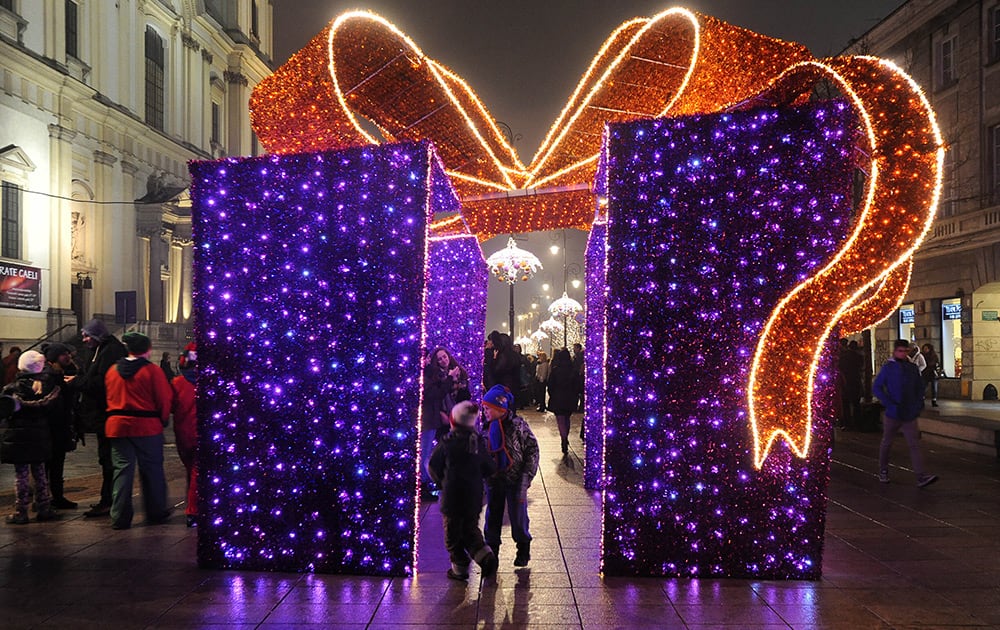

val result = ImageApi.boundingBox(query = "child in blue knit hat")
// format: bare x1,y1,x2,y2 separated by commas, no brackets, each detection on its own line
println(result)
481,384,539,567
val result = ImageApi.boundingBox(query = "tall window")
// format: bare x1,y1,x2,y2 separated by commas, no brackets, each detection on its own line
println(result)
0,0,13,11
991,7,1000,63
941,298,962,377
211,102,220,144
1,181,22,259
144,26,165,130
65,0,78,58
940,140,956,217
898,303,915,343
990,124,1000,202
250,1,259,41
935,35,957,89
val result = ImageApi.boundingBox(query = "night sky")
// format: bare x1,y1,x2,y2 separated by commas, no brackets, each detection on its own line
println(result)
273,0,906,154
269,0,907,340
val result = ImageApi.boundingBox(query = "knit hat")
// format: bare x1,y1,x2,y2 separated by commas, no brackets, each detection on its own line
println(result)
17,350,46,374
81,318,110,341
482,384,512,413
178,341,197,369
43,342,72,363
450,401,479,428
122,332,151,355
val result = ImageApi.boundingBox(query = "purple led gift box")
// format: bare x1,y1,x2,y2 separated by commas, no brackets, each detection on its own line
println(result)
189,142,486,576
597,101,858,579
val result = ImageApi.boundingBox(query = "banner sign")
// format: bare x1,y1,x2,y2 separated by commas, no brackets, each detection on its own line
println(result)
0,262,41,311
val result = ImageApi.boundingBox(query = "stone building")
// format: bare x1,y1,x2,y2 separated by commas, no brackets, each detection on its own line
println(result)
848,0,1000,399
0,0,272,356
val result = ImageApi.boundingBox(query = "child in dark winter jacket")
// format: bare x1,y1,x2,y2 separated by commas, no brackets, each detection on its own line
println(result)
481,384,539,567
427,401,499,581
1,351,59,524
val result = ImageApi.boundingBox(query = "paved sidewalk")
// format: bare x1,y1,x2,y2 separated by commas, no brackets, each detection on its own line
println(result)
0,411,998,628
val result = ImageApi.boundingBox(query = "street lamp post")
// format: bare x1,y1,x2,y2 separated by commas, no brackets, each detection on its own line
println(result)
485,236,542,336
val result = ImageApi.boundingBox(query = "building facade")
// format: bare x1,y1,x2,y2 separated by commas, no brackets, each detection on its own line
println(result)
0,0,272,354
849,0,1000,399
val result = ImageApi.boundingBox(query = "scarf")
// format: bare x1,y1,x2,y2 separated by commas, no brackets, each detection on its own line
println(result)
486,415,511,471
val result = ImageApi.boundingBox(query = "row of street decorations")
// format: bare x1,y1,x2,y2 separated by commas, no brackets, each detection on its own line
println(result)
195,8,941,578
483,235,584,354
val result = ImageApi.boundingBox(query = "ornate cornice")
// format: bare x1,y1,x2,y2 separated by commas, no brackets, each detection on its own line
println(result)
93,150,118,166
47,124,77,142
224,70,248,87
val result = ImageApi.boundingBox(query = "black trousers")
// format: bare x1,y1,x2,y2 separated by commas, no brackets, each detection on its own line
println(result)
97,431,114,506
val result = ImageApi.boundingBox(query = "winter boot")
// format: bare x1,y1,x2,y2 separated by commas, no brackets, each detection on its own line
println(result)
475,546,499,578
514,542,530,567
447,562,470,581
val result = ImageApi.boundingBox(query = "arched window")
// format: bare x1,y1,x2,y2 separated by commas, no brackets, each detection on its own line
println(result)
145,26,165,130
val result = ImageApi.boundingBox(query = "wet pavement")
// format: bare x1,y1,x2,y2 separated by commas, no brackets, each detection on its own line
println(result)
0,408,998,629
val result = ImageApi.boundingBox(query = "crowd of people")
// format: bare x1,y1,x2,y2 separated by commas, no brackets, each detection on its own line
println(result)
0,321,200,528
3,319,948,583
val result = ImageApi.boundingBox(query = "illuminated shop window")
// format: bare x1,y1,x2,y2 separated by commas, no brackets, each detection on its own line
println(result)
898,303,915,342
941,297,962,377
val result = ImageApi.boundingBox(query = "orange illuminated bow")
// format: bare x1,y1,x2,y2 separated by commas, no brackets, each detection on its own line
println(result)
250,8,812,239
250,10,942,468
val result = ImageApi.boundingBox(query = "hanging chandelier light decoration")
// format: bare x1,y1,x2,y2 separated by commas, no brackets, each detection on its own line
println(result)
485,237,543,284
539,316,564,336
548,291,583,317
530,329,548,344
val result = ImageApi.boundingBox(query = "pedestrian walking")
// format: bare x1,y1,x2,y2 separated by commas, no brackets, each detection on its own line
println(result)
873,339,939,487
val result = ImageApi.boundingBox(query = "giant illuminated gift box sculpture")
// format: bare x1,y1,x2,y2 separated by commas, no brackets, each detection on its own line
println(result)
234,7,940,577
189,142,487,576
595,101,855,578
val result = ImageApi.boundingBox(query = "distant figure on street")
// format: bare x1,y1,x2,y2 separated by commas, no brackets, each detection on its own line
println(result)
920,343,940,407
872,339,939,487
172,342,199,527
159,352,176,381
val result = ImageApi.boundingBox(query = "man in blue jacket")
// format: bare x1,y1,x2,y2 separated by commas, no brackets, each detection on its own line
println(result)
872,339,939,487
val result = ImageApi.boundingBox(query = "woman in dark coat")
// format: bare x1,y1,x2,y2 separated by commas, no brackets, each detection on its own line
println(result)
1,351,58,524
547,348,577,460
420,346,469,499
487,332,519,395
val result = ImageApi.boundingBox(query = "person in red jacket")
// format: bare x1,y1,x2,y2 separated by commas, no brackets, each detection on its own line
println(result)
171,342,198,527
104,332,173,530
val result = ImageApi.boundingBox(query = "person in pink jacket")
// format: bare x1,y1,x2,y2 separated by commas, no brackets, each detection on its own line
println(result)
171,342,198,527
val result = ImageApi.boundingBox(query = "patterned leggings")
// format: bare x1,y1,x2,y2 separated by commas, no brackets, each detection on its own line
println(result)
13,463,51,515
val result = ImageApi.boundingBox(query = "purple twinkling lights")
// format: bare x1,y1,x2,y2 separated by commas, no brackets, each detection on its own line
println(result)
425,234,489,400
599,101,858,579
583,221,607,490
189,141,468,576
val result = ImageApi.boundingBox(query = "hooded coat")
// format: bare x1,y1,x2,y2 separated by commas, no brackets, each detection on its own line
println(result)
104,357,174,438
0,371,58,464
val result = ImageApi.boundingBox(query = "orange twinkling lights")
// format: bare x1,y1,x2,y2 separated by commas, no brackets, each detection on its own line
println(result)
250,8,812,239
747,57,943,469
250,9,942,468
